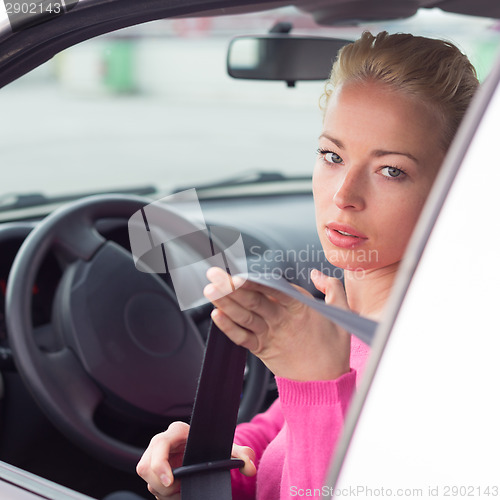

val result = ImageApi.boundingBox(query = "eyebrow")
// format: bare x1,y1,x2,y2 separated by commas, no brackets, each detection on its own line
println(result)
373,149,419,164
319,134,345,150
319,133,419,164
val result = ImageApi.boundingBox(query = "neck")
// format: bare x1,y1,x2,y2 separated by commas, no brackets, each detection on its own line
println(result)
344,262,400,320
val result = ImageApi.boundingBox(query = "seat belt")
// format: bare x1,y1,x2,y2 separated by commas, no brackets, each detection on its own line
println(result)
173,273,378,499
173,320,246,500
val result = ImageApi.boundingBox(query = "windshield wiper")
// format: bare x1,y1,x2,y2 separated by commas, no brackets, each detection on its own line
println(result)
0,185,157,212
173,170,311,193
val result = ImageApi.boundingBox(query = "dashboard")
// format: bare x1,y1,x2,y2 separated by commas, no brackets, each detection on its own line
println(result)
0,239,60,338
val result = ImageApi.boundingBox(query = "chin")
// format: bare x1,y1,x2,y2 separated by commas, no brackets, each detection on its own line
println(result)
324,249,381,271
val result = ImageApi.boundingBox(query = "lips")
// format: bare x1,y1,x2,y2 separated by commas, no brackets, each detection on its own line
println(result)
325,222,368,249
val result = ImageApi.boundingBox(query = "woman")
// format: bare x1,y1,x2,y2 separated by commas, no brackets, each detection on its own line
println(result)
136,31,479,499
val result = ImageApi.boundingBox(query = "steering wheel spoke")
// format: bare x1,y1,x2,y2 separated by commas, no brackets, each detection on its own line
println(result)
33,323,64,352
51,212,105,265
38,348,103,424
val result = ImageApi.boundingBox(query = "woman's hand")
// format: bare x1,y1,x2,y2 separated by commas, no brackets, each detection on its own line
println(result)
203,267,351,381
136,422,256,499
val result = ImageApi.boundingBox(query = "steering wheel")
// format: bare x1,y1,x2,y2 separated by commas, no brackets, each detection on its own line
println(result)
5,194,269,472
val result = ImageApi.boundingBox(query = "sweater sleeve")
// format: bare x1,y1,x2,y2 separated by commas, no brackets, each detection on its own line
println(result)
276,370,357,497
231,397,285,500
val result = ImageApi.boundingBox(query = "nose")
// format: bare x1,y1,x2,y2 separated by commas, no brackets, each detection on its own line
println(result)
332,167,366,211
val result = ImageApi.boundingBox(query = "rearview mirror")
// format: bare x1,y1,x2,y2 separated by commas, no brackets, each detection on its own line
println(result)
227,35,352,85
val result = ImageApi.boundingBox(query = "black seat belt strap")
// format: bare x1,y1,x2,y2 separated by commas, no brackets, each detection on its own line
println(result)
173,320,246,500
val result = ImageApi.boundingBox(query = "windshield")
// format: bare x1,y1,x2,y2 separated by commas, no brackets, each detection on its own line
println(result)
1,6,499,199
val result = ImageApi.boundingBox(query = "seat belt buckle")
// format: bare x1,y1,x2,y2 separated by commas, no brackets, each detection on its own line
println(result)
173,458,245,479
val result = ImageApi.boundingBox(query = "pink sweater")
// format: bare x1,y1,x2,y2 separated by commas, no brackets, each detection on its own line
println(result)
231,336,370,499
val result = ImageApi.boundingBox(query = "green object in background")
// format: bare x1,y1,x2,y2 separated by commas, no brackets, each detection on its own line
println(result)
102,40,136,93
474,39,500,82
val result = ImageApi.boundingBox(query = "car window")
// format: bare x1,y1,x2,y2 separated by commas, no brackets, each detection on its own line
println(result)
0,8,324,198
0,7,499,199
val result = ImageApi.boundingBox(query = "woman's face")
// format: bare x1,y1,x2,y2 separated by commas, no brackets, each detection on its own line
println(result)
313,81,445,272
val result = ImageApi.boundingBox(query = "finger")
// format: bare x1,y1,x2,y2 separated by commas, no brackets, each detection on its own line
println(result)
310,268,328,295
207,266,301,309
203,285,277,333
232,444,257,477
206,271,301,323
148,482,181,500
151,422,189,485
136,422,189,496
211,308,261,352
311,269,348,307
234,276,305,307
205,267,237,298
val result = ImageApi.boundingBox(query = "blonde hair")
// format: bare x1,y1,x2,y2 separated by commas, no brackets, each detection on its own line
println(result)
322,31,479,151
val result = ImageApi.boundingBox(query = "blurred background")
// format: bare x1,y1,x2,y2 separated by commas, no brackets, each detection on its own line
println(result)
1,6,499,198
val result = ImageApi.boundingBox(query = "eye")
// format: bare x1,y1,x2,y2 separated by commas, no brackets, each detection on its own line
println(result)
317,148,343,165
380,166,406,179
